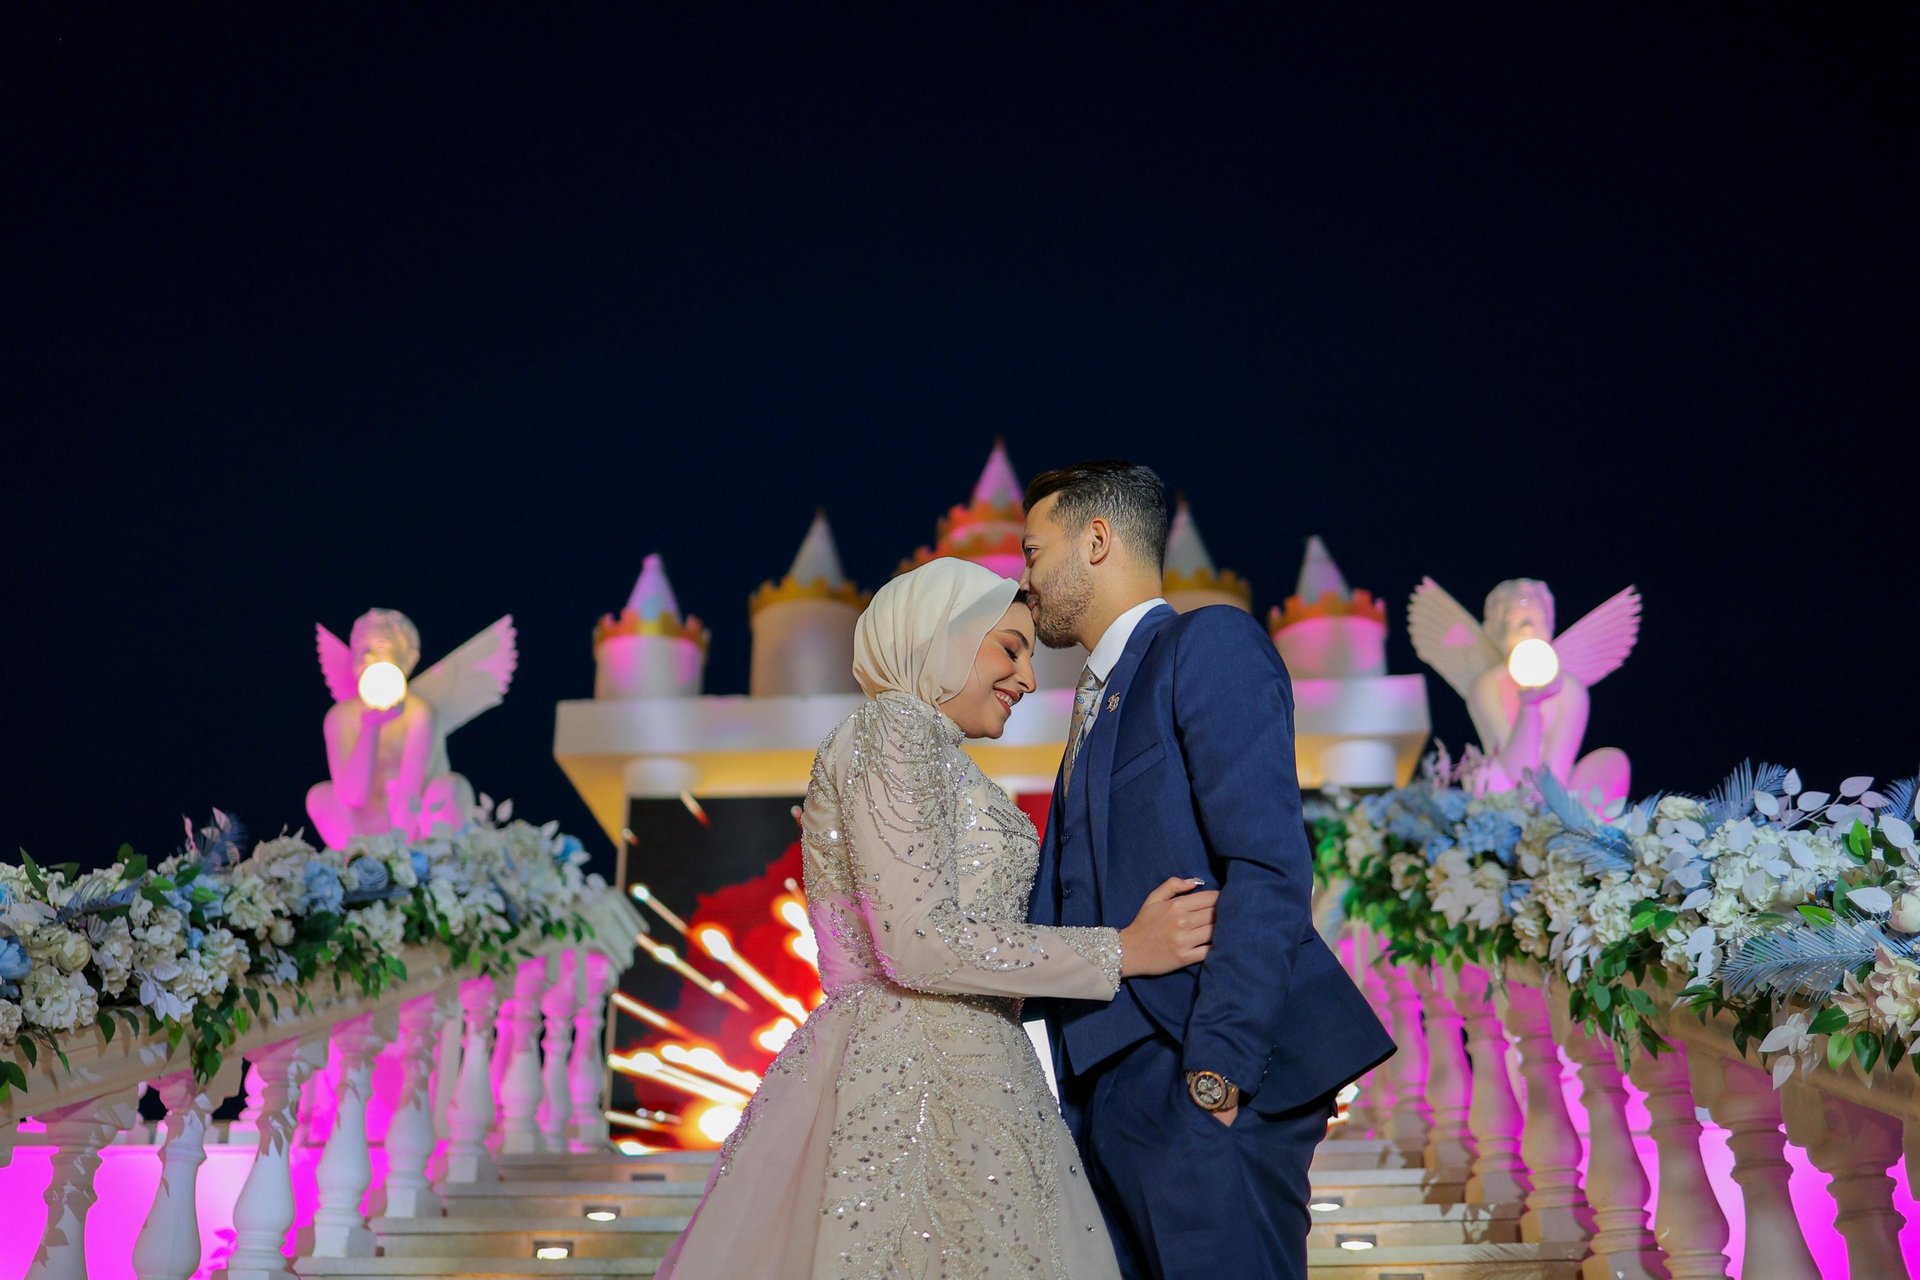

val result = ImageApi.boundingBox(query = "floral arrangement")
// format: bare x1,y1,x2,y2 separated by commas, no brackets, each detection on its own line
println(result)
0,802,601,1102
1320,756,1920,1085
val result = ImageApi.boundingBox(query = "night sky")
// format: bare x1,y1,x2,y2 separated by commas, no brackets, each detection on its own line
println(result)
6,7,1915,874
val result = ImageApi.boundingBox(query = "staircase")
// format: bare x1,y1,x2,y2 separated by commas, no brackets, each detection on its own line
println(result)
295,1129,1583,1280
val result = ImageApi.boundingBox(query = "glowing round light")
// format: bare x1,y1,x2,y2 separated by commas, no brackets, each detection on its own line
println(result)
1309,1199,1343,1213
616,1140,648,1156
534,1243,572,1260
696,1103,743,1143
357,661,408,710
757,1016,798,1053
584,1207,619,1222
1335,1235,1376,1251
1507,637,1560,689
697,926,735,963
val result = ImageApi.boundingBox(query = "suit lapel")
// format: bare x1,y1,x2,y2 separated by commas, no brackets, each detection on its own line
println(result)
1086,604,1176,899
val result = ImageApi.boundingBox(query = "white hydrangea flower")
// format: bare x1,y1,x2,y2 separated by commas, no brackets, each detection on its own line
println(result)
0,998,21,1041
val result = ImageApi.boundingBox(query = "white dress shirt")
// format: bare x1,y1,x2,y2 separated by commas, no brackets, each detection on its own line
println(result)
1076,597,1168,739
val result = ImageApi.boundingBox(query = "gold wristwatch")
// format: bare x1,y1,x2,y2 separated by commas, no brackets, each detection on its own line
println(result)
1185,1070,1241,1112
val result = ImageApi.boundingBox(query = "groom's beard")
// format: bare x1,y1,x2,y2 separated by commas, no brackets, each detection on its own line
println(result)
1032,559,1093,650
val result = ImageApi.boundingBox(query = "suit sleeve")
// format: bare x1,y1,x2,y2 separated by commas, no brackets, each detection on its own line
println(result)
834,700,1122,1002
1172,608,1311,1097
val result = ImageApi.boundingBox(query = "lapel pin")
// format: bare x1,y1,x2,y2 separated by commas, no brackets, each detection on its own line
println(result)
1106,693,1121,713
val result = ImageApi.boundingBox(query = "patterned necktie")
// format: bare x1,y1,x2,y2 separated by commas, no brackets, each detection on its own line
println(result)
1063,665,1101,796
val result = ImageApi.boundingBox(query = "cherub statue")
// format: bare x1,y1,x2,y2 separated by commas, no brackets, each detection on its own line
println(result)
1408,578,1640,808
306,609,517,848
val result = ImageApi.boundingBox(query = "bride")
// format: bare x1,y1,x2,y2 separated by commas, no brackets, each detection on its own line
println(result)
657,557,1216,1279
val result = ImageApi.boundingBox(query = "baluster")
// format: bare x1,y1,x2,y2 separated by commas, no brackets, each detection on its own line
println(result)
1690,1054,1817,1280
1446,963,1529,1203
1629,1042,1730,1278
134,1064,242,1280
1410,964,1474,1177
1783,1084,1908,1279
488,970,515,1099
430,984,462,1145
539,951,577,1152
499,954,548,1154
1495,978,1592,1243
226,1058,266,1146
442,975,502,1183
32,1087,141,1280
216,1035,327,1280
1347,927,1397,1136
297,1038,341,1148
372,993,446,1219
1561,1023,1663,1280
1380,963,1431,1161
302,1011,392,1257
569,950,613,1151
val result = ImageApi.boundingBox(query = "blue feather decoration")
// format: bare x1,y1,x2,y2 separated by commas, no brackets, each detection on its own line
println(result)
1534,769,1636,875
53,873,140,924
1885,773,1919,824
1720,918,1912,1002
1703,761,1792,828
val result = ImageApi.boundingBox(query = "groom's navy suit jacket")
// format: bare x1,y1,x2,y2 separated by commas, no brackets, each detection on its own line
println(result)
1031,603,1394,1114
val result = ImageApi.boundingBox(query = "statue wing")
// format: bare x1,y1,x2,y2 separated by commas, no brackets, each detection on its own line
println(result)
1553,586,1641,687
410,615,518,735
316,624,358,703
1407,577,1502,700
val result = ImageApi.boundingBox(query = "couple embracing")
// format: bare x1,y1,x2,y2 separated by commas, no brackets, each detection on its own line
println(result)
659,461,1394,1280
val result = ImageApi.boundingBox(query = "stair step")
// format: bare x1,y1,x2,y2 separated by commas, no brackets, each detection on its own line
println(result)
437,1181,705,1219
370,1217,687,1260
1312,1138,1426,1171
494,1152,715,1183
1306,1167,1470,1207
294,1257,661,1277
1305,1241,1586,1279
1305,1201,1523,1248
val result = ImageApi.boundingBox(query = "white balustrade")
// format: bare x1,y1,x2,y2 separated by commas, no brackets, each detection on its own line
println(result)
1629,1042,1731,1278
219,1035,329,1280
1784,1084,1910,1278
539,950,577,1152
570,949,615,1151
499,954,549,1154
1690,1053,1819,1280
1561,1024,1664,1280
134,1062,243,1280
1495,976,1592,1243
1410,964,1475,1177
444,974,504,1183
1379,962,1431,1160
1445,962,1529,1203
374,991,448,1219
33,1087,141,1280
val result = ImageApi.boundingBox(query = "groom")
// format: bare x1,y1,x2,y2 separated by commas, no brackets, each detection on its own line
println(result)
1022,461,1394,1280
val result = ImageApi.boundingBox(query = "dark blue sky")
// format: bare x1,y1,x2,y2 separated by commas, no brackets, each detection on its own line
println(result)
5,7,1914,871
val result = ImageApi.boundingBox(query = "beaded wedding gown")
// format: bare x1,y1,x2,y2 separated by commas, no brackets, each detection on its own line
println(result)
657,692,1124,1279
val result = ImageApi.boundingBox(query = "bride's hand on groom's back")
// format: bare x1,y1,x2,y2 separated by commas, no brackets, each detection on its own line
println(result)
1117,877,1216,977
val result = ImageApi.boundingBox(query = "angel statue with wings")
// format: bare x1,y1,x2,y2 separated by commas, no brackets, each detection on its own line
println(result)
1409,578,1640,809
305,608,517,849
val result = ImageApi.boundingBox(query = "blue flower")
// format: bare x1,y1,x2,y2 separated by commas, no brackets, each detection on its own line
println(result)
351,859,390,895
1424,833,1457,862
554,834,584,864
0,936,30,982
1436,790,1471,824
301,863,344,916
187,926,205,950
1462,811,1524,862
409,850,431,884
0,882,12,907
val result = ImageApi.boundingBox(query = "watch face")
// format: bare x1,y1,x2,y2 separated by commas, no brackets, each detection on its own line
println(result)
1192,1072,1228,1109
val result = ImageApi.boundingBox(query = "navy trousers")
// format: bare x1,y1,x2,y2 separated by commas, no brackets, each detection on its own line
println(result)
1060,1036,1336,1280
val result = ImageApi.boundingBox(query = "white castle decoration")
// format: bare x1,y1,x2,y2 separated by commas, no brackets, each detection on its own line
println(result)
750,510,868,697
594,554,710,700
553,444,1434,856
1161,496,1253,615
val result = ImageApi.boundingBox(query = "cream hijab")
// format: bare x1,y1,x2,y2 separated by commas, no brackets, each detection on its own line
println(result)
852,557,1021,708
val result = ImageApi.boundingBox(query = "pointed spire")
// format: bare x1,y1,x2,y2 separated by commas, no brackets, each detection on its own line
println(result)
1295,535,1350,604
626,553,682,622
971,438,1024,510
1163,495,1219,576
787,509,849,587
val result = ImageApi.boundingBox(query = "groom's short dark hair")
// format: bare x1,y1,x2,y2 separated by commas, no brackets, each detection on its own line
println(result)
1025,461,1168,571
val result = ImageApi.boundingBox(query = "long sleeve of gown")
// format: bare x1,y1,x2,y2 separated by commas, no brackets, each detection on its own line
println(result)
830,697,1122,1002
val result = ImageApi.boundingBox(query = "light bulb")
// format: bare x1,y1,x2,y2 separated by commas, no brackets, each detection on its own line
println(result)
697,1103,743,1142
1507,637,1560,689
357,661,408,710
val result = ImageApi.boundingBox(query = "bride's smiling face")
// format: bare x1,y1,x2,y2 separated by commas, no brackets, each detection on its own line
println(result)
940,601,1038,739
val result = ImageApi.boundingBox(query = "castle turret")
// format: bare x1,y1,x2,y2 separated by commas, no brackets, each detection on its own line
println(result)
1268,536,1387,678
1162,496,1253,614
749,510,869,696
900,438,1029,580
900,440,1082,687
594,554,710,698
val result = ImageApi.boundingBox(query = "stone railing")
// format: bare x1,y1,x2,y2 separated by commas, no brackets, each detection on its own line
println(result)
1343,922,1916,1279
0,887,645,1280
